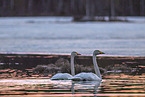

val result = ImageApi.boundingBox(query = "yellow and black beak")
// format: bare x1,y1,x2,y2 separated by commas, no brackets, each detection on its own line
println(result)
99,51,105,54
76,52,81,55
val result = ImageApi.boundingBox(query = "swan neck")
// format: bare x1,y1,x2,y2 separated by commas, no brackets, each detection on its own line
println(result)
93,54,102,80
71,54,75,76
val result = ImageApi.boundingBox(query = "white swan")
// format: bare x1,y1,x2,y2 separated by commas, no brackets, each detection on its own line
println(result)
50,51,81,80
71,50,104,81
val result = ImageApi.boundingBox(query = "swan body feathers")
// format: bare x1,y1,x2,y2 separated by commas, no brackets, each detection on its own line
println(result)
51,73,73,80
71,72,101,81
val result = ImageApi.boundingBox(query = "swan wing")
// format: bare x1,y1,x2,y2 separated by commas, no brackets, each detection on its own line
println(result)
71,72,101,81
51,73,73,80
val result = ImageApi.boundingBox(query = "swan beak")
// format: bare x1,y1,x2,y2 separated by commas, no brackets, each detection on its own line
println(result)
99,51,105,54
101,52,105,54
76,52,81,55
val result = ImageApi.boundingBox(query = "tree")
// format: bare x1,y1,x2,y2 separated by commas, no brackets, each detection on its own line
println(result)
85,0,95,20
109,0,115,21
140,0,145,16
129,0,133,15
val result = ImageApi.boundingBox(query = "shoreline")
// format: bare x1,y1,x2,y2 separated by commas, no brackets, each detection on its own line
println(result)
0,53,145,79
0,53,145,68
0,52,145,58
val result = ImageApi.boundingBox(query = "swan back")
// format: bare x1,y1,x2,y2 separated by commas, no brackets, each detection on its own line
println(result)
51,73,73,80
71,72,101,81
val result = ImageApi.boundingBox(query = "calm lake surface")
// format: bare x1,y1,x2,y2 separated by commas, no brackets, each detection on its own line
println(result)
0,17,145,96
0,16,145,56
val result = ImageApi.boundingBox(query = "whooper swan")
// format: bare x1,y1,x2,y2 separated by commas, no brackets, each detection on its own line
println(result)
71,50,104,81
51,51,81,80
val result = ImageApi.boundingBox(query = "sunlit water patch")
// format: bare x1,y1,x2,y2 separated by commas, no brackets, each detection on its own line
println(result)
0,74,145,97
0,55,145,96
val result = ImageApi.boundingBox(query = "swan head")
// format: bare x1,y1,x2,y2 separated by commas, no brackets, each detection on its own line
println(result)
93,50,105,55
71,51,81,56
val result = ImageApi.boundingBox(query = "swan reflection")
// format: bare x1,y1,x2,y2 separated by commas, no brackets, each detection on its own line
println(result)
50,80,101,95
71,81,101,95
